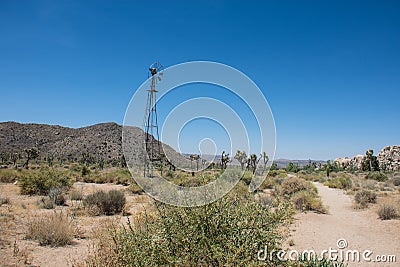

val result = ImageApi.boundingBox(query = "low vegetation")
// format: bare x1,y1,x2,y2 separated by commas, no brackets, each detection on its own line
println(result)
86,183,296,266
276,177,327,214
365,171,388,182
354,190,377,208
377,203,399,220
26,212,74,247
83,190,126,215
0,168,21,183
324,175,352,190
19,169,72,195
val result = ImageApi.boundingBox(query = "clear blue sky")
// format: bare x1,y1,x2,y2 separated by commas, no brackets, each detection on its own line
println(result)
0,0,399,160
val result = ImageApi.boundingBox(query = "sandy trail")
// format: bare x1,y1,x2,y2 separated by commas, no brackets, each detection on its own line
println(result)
291,183,400,266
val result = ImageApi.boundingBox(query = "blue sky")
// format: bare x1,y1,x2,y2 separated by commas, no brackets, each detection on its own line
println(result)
0,0,399,160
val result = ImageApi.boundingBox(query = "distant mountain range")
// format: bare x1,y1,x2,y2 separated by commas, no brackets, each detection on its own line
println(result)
0,121,325,168
0,121,183,164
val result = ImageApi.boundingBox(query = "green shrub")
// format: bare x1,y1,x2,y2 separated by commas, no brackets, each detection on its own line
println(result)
27,212,74,247
366,172,388,182
324,176,352,189
87,184,295,266
19,169,72,195
377,204,399,220
354,190,377,208
81,165,91,176
83,190,126,215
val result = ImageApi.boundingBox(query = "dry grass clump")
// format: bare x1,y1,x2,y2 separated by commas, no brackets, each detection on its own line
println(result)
377,203,399,220
69,188,84,201
26,212,74,246
354,189,377,208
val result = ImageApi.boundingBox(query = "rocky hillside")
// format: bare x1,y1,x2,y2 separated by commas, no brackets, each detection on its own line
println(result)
0,121,184,165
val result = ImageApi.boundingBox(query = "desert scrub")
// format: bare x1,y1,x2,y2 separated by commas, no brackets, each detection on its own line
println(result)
26,212,74,246
391,176,400,186
291,190,327,213
354,190,377,208
69,188,84,201
278,177,317,197
83,190,126,215
268,169,287,178
19,169,72,195
324,176,352,189
0,196,10,205
129,182,143,194
377,203,399,220
86,183,295,266
276,177,327,213
0,168,22,183
365,171,388,182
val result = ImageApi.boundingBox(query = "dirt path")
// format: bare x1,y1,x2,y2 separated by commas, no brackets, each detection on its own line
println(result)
291,182,400,266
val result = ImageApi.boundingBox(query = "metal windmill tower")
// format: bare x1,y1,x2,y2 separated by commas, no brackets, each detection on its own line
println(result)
143,62,163,177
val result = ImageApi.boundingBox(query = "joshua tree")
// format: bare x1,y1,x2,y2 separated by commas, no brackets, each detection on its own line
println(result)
260,152,269,174
23,147,39,168
11,152,19,168
194,154,200,171
247,154,260,174
189,154,195,170
363,149,379,171
221,151,231,170
234,150,248,171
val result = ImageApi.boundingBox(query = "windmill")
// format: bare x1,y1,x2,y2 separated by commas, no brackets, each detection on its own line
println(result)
143,62,164,177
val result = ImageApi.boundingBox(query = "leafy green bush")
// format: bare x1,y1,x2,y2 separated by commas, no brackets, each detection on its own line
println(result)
19,169,72,195
377,204,399,220
83,190,126,215
324,176,352,189
366,172,388,182
354,190,377,208
86,184,295,266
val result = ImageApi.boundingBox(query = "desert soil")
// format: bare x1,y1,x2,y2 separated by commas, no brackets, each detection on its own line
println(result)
0,182,150,267
291,182,400,267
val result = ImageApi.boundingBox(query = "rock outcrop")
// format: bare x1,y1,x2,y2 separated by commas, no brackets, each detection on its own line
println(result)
378,145,400,172
335,146,399,171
